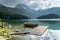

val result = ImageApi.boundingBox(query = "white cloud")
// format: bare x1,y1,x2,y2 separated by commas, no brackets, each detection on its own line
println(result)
29,1,35,4
0,0,22,7
51,0,60,7
27,0,53,10
27,1,39,10
0,0,60,10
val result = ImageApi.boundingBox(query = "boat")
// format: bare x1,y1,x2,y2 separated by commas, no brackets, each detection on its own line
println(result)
24,23,38,28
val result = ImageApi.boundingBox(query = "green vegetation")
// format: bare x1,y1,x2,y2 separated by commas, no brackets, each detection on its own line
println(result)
0,21,11,39
0,27,10,38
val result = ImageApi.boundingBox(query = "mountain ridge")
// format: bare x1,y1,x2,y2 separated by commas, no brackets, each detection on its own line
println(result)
37,14,60,19
0,4,30,19
0,3,60,19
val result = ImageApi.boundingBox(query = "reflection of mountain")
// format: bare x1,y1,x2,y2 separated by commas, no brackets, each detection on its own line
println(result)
37,14,60,19
0,4,31,19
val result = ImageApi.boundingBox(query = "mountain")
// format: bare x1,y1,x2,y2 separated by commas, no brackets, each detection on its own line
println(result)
0,4,30,19
15,4,30,10
15,6,60,19
15,3,35,18
37,14,60,19
0,3,60,19
0,12,30,19
36,7,60,18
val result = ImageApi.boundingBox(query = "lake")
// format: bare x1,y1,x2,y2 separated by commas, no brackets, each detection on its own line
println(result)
1,19,60,30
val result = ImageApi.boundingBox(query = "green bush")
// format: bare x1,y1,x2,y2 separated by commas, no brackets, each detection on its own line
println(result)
0,27,10,38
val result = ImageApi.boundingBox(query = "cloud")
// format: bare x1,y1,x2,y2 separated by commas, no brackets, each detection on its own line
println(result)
26,0,60,10
51,0,60,7
27,0,53,10
0,0,22,7
0,0,60,10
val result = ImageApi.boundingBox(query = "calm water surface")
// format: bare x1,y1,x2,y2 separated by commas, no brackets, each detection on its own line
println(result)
2,19,60,30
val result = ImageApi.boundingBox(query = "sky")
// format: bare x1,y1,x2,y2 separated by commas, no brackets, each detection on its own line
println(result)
0,0,60,10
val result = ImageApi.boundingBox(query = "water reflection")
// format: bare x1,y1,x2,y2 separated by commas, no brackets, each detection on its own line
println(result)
0,19,60,30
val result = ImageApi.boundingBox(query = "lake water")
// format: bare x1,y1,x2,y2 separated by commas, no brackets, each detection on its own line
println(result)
1,19,60,30
4,19,60,40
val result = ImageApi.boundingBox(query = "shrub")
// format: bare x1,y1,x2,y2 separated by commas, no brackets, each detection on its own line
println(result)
0,27,10,38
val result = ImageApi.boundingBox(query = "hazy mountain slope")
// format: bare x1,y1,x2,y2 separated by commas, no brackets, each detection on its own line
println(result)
0,4,30,19
36,7,60,19
0,4,60,19
37,14,60,19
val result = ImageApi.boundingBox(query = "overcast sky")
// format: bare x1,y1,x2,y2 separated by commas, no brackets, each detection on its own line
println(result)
0,0,60,10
